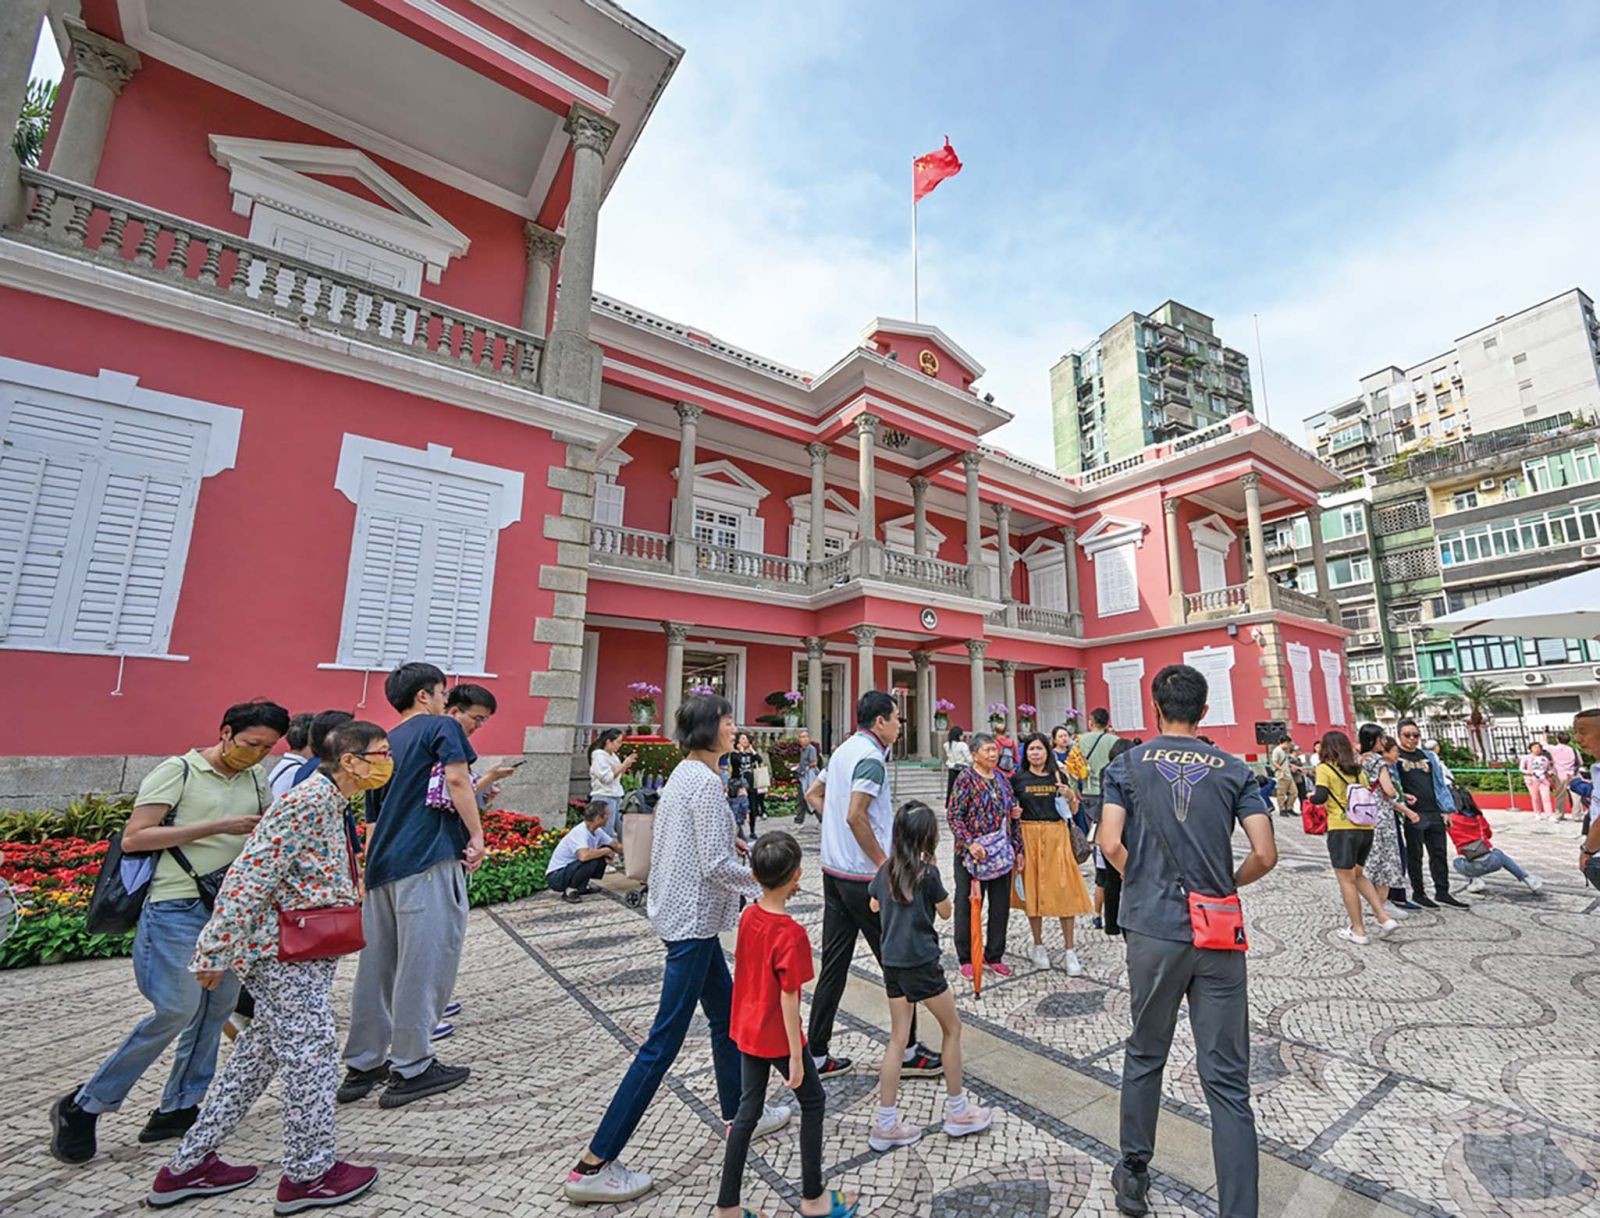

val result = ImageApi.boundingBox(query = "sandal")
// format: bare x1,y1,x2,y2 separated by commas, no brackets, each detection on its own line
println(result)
803,1191,859,1217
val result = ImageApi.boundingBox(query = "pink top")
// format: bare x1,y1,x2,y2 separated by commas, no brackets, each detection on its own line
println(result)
1548,743,1579,780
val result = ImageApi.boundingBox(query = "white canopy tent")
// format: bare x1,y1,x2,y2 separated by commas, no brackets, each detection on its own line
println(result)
1430,567,1600,641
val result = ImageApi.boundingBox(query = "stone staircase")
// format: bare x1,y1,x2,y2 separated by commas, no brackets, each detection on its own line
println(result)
891,759,949,812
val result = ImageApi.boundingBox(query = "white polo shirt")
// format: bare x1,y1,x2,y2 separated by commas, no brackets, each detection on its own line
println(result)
819,730,894,882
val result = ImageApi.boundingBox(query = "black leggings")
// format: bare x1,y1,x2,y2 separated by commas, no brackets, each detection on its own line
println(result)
953,851,1012,965
717,1051,824,1208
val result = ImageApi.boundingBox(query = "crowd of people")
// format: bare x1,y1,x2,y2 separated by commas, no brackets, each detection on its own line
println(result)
45,652,1594,1218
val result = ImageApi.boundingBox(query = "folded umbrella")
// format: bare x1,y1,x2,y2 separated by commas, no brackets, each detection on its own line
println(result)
969,878,983,998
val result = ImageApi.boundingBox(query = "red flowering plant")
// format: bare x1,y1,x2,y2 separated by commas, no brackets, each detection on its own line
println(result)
466,808,566,908
1,835,131,969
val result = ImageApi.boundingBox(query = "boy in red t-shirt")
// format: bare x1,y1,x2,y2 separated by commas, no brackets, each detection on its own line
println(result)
717,833,858,1218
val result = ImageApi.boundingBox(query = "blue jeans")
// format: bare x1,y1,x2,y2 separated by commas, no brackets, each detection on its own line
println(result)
1454,849,1528,882
589,936,742,1162
592,795,621,839
77,898,241,1114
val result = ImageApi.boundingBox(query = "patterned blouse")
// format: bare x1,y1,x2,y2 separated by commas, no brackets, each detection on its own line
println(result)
947,765,1024,855
192,771,360,976
647,758,761,942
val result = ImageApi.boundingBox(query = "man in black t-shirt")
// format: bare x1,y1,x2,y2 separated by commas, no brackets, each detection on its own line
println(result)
1099,664,1277,1218
1393,719,1465,909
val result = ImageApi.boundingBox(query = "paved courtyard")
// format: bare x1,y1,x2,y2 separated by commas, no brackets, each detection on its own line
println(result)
2,812,1597,1217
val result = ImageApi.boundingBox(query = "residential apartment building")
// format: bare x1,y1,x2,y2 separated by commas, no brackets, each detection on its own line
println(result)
0,1,1351,813
1306,288,1600,474
1050,300,1252,476
1269,414,1600,729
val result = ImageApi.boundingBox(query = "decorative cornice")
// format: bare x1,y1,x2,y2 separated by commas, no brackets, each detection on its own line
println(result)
566,103,619,158
662,621,690,645
523,222,564,263
65,17,142,94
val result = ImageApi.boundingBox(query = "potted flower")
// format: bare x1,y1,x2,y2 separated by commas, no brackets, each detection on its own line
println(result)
689,683,718,697
626,681,662,728
987,701,1009,730
933,697,955,732
1017,703,1037,734
781,690,803,728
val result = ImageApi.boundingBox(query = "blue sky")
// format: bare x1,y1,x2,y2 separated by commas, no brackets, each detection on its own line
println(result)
34,3,1600,451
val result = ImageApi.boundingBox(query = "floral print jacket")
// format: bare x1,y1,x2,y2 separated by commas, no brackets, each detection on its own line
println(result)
947,766,1024,856
192,771,360,976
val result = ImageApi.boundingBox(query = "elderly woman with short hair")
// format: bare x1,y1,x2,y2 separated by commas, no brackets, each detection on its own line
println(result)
946,732,1022,979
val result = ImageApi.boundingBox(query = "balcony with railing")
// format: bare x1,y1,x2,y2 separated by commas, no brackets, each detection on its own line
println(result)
985,603,1083,637
1269,582,1331,619
1185,583,1251,621
8,169,545,389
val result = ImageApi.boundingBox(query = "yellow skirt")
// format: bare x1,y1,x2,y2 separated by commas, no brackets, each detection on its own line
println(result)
1010,820,1093,917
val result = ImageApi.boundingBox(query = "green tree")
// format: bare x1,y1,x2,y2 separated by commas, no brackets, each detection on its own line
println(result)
1352,689,1377,722
12,78,56,168
1448,677,1518,760
1376,682,1430,720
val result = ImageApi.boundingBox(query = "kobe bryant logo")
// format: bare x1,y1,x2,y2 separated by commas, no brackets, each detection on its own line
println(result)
1154,758,1213,823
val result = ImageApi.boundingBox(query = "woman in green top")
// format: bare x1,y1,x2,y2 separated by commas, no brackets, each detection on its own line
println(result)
1309,730,1397,947
51,700,288,1166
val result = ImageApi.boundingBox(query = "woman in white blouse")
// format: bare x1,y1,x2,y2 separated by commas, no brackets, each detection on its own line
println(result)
563,696,789,1205
944,725,973,804
589,729,634,837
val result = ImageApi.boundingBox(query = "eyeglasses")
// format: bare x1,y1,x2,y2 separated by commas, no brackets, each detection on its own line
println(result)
355,749,391,759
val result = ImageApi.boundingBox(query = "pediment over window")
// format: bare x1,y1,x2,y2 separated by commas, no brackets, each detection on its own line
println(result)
209,136,470,283
1188,512,1237,553
1077,514,1147,555
676,459,769,510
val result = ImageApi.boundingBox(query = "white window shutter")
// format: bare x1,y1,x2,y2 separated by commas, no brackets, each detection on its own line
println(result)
1103,659,1146,731
1287,643,1317,724
67,470,194,651
1197,545,1227,592
1095,543,1138,616
425,522,494,672
1182,645,1236,726
343,508,426,669
0,447,89,643
592,478,624,527
1320,649,1347,725
738,513,765,554
1029,562,1067,611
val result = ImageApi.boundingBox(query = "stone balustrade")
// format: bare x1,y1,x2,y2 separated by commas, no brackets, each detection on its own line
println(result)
882,548,972,592
10,168,544,388
1185,583,1252,621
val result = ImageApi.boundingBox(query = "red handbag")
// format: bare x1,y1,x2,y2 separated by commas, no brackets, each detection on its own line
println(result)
278,824,365,962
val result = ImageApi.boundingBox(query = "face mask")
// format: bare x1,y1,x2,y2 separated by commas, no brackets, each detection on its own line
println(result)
355,755,394,790
221,739,270,769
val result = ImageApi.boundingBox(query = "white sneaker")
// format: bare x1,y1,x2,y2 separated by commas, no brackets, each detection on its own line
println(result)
1374,918,1399,934
563,1161,653,1204
943,1100,994,1138
1060,949,1084,976
1524,874,1545,892
1337,927,1369,946
1466,877,1488,895
868,1119,923,1151
753,1102,790,1139
1028,943,1049,969
1382,901,1408,920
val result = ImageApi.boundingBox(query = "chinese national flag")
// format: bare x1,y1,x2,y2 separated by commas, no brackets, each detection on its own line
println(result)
913,137,962,202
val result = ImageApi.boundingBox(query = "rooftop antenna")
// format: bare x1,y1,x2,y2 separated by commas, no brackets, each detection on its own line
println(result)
1252,312,1271,426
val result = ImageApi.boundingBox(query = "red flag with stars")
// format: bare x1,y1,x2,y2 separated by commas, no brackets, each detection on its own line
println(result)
913,137,962,203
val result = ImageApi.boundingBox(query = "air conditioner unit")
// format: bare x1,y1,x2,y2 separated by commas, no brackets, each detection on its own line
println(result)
1364,683,1387,695
1583,544,1600,559
1354,632,1382,647
1523,672,1546,685
1478,478,1497,491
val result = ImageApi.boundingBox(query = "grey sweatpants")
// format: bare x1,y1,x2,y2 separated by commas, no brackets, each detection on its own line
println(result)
1121,930,1259,1218
342,859,468,1080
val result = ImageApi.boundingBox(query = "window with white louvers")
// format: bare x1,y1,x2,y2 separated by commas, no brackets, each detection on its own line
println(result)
1286,643,1317,724
337,460,501,673
1320,649,1347,725
1094,543,1139,616
1197,544,1227,592
0,391,214,655
591,476,624,527
1103,658,1146,731
1181,645,1237,725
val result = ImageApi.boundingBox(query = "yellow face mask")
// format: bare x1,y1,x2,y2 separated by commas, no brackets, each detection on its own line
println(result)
355,755,394,791
221,739,270,770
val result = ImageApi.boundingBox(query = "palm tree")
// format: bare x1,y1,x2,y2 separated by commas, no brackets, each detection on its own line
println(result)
1376,682,1430,721
1450,677,1518,760
12,79,56,168
1352,689,1377,722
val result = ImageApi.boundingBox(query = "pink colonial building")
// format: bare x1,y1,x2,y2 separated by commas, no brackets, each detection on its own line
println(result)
0,0,1351,817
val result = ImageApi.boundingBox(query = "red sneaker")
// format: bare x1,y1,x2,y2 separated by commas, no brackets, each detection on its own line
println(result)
987,961,1014,978
147,1154,259,1207
274,1162,379,1214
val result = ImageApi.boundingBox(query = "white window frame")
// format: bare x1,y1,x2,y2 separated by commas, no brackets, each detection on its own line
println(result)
1103,657,1147,732
1181,644,1237,726
327,437,523,676
1286,642,1316,724
682,641,748,722
1079,516,1146,618
882,512,948,557
1188,514,1236,594
1033,669,1075,728
1320,648,1348,725
678,460,768,555
1019,537,1069,612
786,489,857,560
0,358,241,659
591,449,631,529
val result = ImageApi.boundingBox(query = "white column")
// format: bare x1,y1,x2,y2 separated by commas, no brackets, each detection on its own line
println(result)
852,625,878,699
1071,668,1088,727
1308,505,1334,618
544,104,618,406
1062,524,1083,631
1164,497,1186,624
804,636,826,742
910,476,930,558
856,414,879,543
913,649,933,760
520,222,563,334
1000,660,1018,736
0,0,51,226
963,451,985,596
1242,472,1269,597
49,18,140,186
966,639,988,733
672,402,701,575
807,441,829,564
995,502,1014,603
662,621,689,730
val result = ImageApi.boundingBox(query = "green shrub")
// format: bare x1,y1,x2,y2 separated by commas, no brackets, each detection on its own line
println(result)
0,911,134,970
466,840,559,907
0,795,135,844
0,810,57,844
622,740,684,779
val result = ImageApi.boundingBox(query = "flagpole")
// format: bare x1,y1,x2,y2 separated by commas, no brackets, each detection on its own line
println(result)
912,195,919,323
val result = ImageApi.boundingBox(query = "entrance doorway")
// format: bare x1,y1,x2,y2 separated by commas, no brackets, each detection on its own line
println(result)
889,666,920,760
